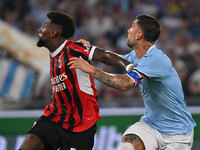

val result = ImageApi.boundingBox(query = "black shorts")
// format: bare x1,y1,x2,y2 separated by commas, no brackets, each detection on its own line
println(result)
28,116,96,150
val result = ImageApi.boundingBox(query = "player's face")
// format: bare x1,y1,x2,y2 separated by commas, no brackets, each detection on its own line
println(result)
37,20,53,47
127,19,142,48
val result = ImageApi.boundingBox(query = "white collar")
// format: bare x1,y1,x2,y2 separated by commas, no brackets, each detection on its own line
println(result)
137,44,156,63
146,44,155,54
50,40,68,57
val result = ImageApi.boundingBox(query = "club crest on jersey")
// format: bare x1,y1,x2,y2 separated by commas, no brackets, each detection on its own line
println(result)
58,58,62,68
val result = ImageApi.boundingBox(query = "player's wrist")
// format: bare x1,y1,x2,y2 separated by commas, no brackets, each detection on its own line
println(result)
91,67,98,76
89,65,95,74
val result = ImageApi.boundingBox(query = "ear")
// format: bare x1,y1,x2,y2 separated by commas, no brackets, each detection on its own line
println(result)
51,30,59,38
136,31,143,41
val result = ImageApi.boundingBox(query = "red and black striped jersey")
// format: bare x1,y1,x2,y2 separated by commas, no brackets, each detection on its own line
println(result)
44,40,100,132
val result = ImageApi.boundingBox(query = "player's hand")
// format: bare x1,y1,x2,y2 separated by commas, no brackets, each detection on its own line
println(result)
68,56,95,74
77,39,91,46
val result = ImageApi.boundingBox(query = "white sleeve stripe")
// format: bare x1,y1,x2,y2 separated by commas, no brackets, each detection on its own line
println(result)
88,46,96,61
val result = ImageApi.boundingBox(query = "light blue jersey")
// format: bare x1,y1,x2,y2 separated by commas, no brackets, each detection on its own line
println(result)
123,46,196,135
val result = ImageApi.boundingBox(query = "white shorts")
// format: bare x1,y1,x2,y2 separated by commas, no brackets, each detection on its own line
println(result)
123,121,194,150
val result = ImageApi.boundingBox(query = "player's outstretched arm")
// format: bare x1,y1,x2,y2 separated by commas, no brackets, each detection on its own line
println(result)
68,56,135,91
93,47,132,70
77,39,134,72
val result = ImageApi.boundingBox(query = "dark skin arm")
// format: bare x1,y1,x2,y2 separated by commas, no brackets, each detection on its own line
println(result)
92,47,130,70
78,39,133,71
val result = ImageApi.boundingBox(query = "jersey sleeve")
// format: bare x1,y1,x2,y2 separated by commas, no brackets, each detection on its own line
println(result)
134,54,171,78
68,42,96,61
123,50,139,65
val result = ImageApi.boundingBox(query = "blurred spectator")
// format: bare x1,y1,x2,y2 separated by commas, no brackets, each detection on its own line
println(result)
188,35,200,54
161,2,182,31
29,0,50,26
87,5,113,38
4,10,21,29
21,14,40,37
174,59,189,95
188,70,200,96
141,0,159,16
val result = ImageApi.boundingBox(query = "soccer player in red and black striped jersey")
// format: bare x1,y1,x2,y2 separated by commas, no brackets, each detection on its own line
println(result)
19,10,130,150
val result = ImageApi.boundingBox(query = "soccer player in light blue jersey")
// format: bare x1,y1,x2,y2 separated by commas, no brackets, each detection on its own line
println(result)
68,15,196,150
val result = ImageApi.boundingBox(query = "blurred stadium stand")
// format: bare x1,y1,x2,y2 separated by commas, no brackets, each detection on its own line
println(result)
0,0,200,109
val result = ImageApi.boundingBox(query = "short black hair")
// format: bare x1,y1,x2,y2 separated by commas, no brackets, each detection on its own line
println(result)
47,10,75,39
136,14,160,43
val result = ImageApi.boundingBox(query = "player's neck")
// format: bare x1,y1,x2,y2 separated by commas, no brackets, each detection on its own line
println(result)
47,38,66,53
134,41,153,59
